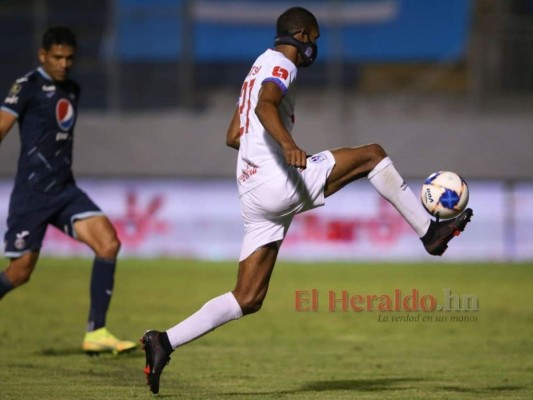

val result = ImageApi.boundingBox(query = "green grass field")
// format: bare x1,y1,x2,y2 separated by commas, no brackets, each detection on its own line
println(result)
1,258,532,399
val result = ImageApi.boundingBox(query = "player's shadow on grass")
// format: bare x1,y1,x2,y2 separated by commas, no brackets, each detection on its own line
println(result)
39,347,90,356
39,347,144,358
438,385,524,394
221,377,423,397
300,377,423,392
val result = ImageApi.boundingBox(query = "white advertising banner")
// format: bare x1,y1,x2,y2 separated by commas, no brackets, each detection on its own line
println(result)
513,183,533,260
0,179,529,261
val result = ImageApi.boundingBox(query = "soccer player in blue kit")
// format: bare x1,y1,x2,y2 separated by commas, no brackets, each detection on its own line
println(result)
0,27,136,355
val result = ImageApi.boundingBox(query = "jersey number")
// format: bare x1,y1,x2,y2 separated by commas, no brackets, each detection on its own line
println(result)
239,78,256,136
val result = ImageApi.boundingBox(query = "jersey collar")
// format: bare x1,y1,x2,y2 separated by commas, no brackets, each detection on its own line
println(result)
37,67,53,82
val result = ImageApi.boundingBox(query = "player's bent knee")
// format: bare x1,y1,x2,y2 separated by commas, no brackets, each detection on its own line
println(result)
241,300,263,315
234,294,264,315
110,236,121,254
95,236,121,259
360,143,387,172
366,143,387,162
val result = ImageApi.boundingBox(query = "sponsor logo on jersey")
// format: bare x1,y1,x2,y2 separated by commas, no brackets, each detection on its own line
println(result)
238,158,259,183
56,98,75,130
272,66,289,80
56,132,70,141
4,83,21,105
4,96,18,104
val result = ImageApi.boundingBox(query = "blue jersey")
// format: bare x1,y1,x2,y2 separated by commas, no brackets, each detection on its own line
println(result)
2,67,79,193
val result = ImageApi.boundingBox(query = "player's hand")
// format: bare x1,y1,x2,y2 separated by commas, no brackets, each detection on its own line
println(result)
283,144,307,170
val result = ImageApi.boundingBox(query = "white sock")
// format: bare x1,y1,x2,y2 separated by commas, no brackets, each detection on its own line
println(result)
166,292,243,349
368,157,431,237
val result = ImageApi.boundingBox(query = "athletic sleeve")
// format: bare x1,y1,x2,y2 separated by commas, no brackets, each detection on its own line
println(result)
1,76,31,118
261,59,297,97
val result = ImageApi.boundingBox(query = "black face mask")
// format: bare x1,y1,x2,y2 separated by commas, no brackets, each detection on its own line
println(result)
274,32,318,67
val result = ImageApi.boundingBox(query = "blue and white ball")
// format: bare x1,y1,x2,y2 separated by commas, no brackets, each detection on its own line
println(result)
421,171,469,219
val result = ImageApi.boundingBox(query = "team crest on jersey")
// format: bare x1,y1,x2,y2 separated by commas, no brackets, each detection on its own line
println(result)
56,98,75,130
309,153,327,163
14,231,30,250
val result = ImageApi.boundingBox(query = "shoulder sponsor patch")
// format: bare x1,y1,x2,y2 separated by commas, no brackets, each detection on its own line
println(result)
4,96,18,105
272,66,289,80
8,83,22,96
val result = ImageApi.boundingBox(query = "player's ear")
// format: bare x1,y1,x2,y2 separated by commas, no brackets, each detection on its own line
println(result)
38,48,47,64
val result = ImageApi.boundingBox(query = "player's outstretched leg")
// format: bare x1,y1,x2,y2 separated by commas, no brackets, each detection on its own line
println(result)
141,330,173,394
421,208,473,256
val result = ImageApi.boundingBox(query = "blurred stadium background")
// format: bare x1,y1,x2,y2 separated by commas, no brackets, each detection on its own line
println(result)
0,0,532,262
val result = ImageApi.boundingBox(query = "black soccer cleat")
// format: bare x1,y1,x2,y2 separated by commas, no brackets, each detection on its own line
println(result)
141,330,172,395
421,208,473,256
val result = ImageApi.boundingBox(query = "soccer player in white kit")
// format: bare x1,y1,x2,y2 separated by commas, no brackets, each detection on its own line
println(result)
141,7,473,394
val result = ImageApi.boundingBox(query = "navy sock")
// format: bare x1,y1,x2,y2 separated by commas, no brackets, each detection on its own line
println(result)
0,271,14,299
87,258,116,331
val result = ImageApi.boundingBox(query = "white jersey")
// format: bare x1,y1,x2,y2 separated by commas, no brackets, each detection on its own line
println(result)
236,49,298,196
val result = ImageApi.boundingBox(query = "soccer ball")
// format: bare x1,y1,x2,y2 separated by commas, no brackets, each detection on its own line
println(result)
421,171,469,219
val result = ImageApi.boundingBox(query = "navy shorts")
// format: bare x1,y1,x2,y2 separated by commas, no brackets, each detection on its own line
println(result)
4,184,103,258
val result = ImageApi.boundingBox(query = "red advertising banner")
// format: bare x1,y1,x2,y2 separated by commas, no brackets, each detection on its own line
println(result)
0,179,528,261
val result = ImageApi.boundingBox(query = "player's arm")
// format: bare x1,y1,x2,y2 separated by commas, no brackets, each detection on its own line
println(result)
226,106,241,150
255,82,307,169
0,110,17,147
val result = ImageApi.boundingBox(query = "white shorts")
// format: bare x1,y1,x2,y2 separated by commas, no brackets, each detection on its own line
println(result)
239,151,336,261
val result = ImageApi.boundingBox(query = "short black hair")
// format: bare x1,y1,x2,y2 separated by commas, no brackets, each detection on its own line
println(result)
276,7,319,35
41,26,77,50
